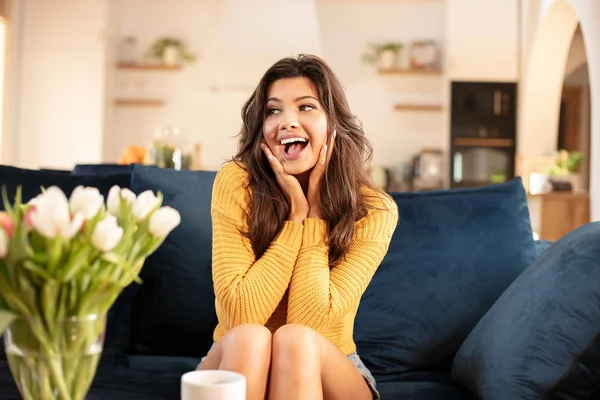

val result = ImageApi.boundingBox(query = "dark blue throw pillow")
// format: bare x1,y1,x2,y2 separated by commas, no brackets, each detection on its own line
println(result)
129,165,218,357
354,178,538,376
452,222,600,399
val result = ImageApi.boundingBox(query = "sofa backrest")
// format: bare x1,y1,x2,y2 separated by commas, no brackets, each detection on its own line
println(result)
127,165,217,357
0,163,540,375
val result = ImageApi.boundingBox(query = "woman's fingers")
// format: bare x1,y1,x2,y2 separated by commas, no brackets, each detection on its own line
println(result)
327,129,336,164
318,144,328,167
261,143,285,174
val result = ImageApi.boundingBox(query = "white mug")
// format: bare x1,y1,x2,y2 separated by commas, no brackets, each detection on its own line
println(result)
181,370,246,400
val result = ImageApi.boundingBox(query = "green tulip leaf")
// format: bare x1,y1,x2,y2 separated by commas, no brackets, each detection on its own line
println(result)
0,309,17,335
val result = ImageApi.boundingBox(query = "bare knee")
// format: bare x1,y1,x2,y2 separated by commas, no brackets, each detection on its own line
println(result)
222,324,272,355
272,324,319,359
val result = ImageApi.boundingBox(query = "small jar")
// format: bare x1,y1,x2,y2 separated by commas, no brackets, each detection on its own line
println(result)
146,126,193,170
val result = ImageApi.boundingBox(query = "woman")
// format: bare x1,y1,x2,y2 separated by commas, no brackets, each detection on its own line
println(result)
198,54,398,400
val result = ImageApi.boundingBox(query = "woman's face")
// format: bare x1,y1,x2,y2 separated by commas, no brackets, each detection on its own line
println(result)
262,77,329,176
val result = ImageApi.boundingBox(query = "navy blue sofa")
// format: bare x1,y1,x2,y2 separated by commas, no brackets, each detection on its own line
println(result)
0,163,599,400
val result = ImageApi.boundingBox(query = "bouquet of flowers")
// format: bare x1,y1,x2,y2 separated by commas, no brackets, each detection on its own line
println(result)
0,185,180,400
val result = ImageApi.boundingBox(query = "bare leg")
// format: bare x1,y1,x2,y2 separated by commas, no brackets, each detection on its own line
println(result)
198,324,272,400
268,324,372,400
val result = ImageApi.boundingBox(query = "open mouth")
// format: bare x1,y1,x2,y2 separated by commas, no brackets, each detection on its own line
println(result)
281,137,309,156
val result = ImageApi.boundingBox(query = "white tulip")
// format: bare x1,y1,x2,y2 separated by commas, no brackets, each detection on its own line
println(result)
29,187,84,239
106,186,121,216
120,188,136,206
148,206,181,238
91,215,123,252
69,186,104,220
0,228,8,258
132,190,160,221
107,186,137,216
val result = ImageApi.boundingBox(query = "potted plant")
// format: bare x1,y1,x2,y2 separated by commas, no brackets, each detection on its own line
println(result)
146,37,197,66
362,42,404,70
546,149,583,191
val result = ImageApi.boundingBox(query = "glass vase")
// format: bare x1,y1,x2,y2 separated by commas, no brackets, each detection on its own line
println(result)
145,126,193,170
4,314,106,400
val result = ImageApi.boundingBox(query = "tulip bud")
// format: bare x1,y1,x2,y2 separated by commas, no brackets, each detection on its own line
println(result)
29,187,82,239
120,188,136,206
91,215,123,252
148,206,181,238
0,228,8,258
132,190,160,221
106,186,121,216
107,187,136,216
69,186,104,220
23,205,36,230
0,211,14,237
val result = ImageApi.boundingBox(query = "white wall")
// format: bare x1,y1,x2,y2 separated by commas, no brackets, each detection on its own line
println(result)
105,0,330,170
13,0,109,169
446,0,519,82
317,0,446,169
103,0,447,171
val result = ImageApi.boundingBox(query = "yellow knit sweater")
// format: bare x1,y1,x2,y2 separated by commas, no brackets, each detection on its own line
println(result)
211,162,398,355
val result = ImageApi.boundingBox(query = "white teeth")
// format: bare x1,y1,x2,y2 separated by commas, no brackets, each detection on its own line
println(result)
280,137,308,145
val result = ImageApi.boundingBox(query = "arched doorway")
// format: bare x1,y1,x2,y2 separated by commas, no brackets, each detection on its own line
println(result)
519,0,600,233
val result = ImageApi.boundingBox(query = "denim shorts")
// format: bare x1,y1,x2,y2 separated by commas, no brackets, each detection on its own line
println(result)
199,345,379,399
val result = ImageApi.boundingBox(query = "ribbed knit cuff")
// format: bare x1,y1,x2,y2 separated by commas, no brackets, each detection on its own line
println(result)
274,221,304,250
302,218,328,246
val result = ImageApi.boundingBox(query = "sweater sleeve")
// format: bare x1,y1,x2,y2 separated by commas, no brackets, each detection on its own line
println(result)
287,193,398,332
211,163,303,328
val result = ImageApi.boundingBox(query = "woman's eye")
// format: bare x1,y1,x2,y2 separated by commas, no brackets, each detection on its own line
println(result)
299,104,315,111
267,108,280,115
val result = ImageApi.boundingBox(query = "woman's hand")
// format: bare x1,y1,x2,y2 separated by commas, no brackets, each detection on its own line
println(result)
307,130,335,219
261,143,309,223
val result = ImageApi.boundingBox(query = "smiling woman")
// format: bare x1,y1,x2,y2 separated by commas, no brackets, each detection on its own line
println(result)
262,77,328,182
197,54,398,400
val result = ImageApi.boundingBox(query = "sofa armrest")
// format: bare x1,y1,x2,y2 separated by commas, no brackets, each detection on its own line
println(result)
534,239,553,256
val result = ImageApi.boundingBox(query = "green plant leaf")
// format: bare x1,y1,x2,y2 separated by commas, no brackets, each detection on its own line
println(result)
0,273,30,316
0,309,17,335
23,260,52,281
59,246,92,282
1,185,14,217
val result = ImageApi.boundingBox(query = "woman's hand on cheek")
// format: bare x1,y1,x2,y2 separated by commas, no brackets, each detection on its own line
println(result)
307,130,335,219
261,143,309,223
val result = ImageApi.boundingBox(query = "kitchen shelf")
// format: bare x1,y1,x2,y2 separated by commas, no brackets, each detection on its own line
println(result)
114,99,165,107
453,138,514,147
379,68,443,75
117,63,182,71
394,104,443,112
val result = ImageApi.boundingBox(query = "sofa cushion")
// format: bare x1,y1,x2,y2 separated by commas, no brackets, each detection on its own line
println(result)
452,221,600,399
0,165,132,362
354,178,537,376
129,165,218,357
72,163,132,176
377,381,470,400
126,355,200,373
374,371,472,400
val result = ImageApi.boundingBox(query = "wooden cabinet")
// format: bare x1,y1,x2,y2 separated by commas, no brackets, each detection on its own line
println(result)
529,192,590,241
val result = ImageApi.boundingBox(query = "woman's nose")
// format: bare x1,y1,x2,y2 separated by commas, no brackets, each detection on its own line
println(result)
279,112,299,131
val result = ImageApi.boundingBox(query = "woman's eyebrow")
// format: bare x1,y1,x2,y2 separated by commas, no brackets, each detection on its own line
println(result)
266,95,319,103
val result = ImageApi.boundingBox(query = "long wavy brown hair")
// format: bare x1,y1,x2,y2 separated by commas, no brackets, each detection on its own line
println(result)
233,54,390,267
